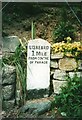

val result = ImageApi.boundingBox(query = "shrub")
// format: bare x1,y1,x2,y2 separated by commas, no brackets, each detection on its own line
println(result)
54,75,82,119
53,21,76,43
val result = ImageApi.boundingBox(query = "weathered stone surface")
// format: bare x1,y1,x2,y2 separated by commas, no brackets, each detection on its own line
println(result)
2,85,15,100
32,101,51,115
53,70,66,80
0,55,2,66
0,38,2,52
78,60,82,70
27,88,49,100
20,99,52,116
3,36,20,52
50,60,58,68
52,80,67,94
50,71,54,76
2,99,15,111
69,72,82,79
51,52,64,59
59,58,77,71
0,111,6,120
2,64,16,85
0,55,2,85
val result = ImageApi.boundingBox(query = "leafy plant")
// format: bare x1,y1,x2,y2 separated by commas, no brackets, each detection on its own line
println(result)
31,21,36,39
2,39,27,105
53,21,76,43
14,44,27,105
53,5,77,43
2,20,36,105
54,75,82,119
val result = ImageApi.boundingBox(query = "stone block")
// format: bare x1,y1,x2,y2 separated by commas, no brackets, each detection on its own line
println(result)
2,36,20,53
59,58,77,71
50,60,58,68
2,85,15,100
2,99,15,111
20,98,52,115
27,88,49,100
0,54,2,66
69,72,82,79
51,52,64,59
52,80,67,94
2,64,16,85
0,55,2,85
53,70,66,80
50,70,54,76
78,60,82,70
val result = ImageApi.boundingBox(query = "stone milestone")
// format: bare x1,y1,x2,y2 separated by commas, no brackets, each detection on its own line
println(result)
27,39,50,99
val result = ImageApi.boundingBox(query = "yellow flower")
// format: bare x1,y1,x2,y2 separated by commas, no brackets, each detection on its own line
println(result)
66,53,73,57
66,37,72,42
51,41,82,56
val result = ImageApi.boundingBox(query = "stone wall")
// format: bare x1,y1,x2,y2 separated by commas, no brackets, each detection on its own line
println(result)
2,36,82,110
2,64,16,111
50,52,82,94
2,36,20,111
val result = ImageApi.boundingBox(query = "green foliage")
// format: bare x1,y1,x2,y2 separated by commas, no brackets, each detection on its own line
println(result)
54,75,82,119
14,45,27,105
31,21,36,39
53,6,77,43
3,44,27,105
53,21,76,43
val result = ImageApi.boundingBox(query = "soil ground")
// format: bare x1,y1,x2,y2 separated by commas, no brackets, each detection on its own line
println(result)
2,3,82,44
1,97,64,120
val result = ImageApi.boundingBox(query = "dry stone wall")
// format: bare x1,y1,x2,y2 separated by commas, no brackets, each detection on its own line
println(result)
2,64,16,111
50,52,82,94
2,36,82,110
2,36,20,111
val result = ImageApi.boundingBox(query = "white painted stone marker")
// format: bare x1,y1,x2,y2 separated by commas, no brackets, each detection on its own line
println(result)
27,39,50,98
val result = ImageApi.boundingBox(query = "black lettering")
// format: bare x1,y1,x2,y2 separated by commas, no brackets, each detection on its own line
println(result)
30,61,33,64
29,46,31,49
32,51,35,56
46,46,49,50
36,51,41,56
